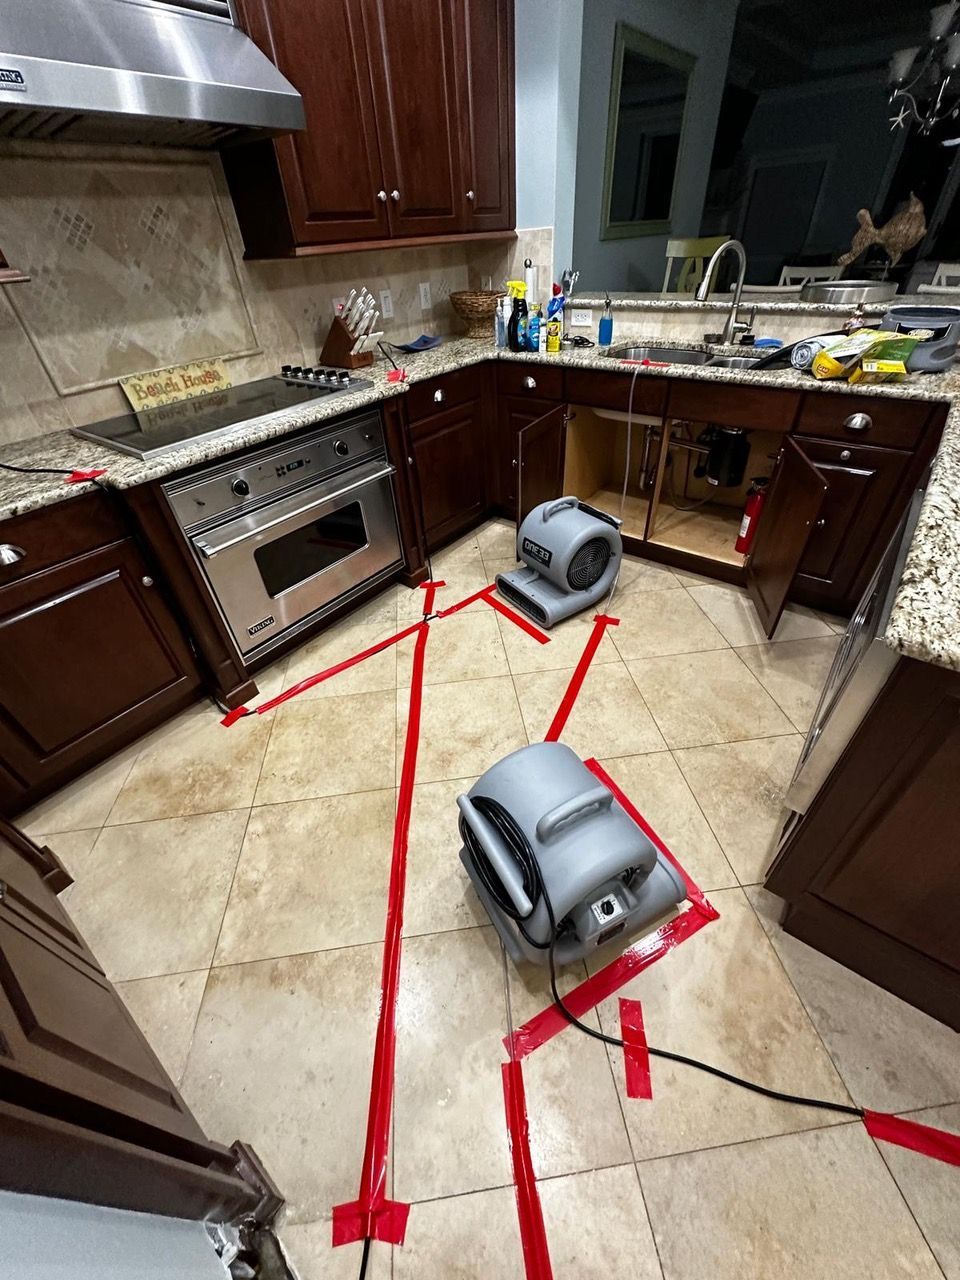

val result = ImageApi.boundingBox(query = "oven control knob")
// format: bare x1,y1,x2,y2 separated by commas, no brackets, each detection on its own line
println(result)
334,440,349,457
231,477,251,497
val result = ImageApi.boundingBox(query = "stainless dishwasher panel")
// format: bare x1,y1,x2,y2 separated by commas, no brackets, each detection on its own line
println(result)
192,458,401,656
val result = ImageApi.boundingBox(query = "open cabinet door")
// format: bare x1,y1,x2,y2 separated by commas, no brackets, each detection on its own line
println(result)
517,404,567,525
746,438,829,637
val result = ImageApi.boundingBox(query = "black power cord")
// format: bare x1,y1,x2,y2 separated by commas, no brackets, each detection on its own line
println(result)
463,794,864,1121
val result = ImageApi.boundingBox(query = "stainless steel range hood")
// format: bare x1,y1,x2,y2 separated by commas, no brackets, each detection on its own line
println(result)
0,0,305,148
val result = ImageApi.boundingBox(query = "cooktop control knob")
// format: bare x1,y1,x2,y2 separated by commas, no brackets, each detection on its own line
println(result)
231,477,251,497
334,439,349,457
338,370,351,384
281,364,293,376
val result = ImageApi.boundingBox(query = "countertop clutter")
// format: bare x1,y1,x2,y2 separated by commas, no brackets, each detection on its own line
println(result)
1,337,958,676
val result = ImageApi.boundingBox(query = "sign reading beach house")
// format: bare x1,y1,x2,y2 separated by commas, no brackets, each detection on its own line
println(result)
120,358,232,412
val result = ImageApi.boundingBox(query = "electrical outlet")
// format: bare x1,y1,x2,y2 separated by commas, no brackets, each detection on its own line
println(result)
379,289,394,320
333,296,346,317
570,308,593,328
418,281,432,310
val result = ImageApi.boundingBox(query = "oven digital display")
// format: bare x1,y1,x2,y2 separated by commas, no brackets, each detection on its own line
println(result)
254,501,368,597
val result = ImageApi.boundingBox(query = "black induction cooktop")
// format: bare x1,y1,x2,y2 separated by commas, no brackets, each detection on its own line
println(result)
71,370,370,460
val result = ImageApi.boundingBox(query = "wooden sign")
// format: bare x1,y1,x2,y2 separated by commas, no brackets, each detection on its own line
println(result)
120,358,232,411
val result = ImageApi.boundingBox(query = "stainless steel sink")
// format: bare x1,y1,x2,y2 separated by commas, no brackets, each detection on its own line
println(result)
603,344,710,365
706,355,761,369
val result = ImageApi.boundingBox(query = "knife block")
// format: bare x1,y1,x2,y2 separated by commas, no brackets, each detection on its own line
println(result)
319,315,375,369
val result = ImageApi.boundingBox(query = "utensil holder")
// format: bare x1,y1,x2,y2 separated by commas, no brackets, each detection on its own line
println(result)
319,315,375,369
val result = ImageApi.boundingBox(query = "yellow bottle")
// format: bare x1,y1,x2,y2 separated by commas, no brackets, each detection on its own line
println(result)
546,317,561,353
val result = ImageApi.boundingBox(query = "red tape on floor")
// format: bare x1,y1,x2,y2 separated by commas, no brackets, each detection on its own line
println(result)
481,588,551,644
544,615,619,741
863,1110,960,1167
619,999,652,1099
420,578,445,616
436,583,495,618
331,621,428,1246
220,621,422,725
502,1059,554,1279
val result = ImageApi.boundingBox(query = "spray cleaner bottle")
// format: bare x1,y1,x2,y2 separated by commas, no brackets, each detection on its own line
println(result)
506,280,528,353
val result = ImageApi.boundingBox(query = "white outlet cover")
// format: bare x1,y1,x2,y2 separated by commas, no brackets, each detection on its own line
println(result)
570,308,593,327
379,289,394,320
419,281,432,310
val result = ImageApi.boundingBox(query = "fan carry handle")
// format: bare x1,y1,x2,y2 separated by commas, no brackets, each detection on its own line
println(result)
457,795,534,917
541,496,580,523
536,785,614,842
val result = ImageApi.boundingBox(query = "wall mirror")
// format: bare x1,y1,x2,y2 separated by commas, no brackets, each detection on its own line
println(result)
601,24,695,240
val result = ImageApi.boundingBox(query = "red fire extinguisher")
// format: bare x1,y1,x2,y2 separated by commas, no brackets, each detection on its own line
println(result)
736,477,769,554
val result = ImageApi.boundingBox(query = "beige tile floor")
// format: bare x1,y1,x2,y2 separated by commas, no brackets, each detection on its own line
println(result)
22,519,960,1279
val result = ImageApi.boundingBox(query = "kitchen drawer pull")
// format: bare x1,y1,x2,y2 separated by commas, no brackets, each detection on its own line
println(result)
466,189,476,201
840,449,852,461
433,388,445,404
843,412,872,432
0,544,25,566
390,189,400,202
523,375,537,390
376,189,387,202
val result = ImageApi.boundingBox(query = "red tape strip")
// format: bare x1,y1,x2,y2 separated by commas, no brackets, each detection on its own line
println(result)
544,615,619,741
864,1110,960,1167
65,468,107,484
619,998,652,1099
222,622,423,723
502,1060,554,1279
481,588,550,644
332,621,427,1246
436,584,495,618
420,578,445,616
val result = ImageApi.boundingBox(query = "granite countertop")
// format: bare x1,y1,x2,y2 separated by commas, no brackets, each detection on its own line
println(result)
1,334,957,672
570,290,960,316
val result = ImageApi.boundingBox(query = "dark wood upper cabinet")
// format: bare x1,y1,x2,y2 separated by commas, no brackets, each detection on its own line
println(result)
746,437,828,637
455,0,516,231
229,0,390,248
226,0,515,256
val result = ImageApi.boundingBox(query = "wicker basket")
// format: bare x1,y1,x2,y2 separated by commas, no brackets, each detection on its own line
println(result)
450,289,504,339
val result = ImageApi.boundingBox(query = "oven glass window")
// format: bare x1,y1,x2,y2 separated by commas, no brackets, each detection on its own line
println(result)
254,501,368,597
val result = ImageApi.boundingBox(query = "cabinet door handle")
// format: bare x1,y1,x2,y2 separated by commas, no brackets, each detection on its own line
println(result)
0,544,25,566
839,449,852,461
377,189,387,202
523,375,537,390
815,518,826,528
141,575,154,587
843,412,872,432
390,189,400,202
433,388,445,404
466,189,476,201
512,458,518,467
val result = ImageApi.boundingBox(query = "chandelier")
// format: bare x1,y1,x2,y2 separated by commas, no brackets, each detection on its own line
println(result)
888,2,960,131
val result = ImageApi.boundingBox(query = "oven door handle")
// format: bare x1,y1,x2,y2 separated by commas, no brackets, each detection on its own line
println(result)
194,462,396,559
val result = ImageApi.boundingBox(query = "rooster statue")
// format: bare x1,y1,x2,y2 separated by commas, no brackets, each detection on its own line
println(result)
837,193,926,268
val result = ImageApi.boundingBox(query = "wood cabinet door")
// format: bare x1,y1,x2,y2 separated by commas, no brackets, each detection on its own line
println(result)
494,395,559,516
454,0,515,230
518,405,567,525
411,401,487,550
746,438,828,638
234,0,390,246
0,828,212,1153
793,439,907,602
0,539,199,815
363,0,464,237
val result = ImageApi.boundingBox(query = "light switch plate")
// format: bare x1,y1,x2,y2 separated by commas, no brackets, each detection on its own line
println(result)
419,281,432,310
379,289,394,320
570,308,593,327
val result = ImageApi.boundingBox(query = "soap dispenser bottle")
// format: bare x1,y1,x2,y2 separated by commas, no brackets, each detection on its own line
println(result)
598,295,614,346
506,280,528,353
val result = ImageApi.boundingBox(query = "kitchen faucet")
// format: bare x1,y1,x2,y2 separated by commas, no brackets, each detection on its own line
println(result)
695,239,754,344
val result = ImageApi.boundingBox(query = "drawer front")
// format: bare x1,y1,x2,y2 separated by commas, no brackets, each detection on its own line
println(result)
0,492,127,587
563,368,667,416
406,364,484,422
667,379,800,431
795,393,935,450
497,361,564,400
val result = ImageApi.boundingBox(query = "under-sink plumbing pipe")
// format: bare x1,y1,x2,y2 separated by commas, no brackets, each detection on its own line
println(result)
603,366,642,616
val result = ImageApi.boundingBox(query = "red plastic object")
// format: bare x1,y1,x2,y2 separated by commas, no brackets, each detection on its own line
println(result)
65,469,107,484
386,368,407,382
620,999,652,1099
544,615,619,741
735,483,767,554
332,622,428,1246
502,1060,554,1279
864,1110,960,1167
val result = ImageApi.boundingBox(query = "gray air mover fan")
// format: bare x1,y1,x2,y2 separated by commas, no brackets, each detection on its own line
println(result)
458,742,686,966
495,497,622,628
